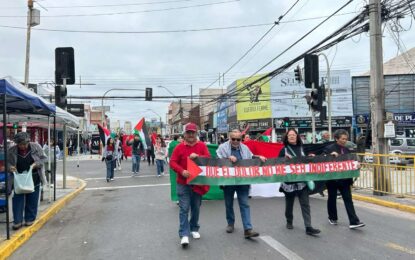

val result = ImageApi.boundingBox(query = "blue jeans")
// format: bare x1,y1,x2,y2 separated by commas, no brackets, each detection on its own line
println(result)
223,185,252,230
156,159,164,176
177,183,202,238
106,160,115,179
132,154,141,173
13,184,41,224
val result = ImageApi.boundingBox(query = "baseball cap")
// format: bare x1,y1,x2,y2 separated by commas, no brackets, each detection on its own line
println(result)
185,123,198,132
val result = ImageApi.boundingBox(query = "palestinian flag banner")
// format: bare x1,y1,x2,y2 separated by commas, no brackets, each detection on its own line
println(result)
133,118,151,150
97,123,110,146
186,154,360,185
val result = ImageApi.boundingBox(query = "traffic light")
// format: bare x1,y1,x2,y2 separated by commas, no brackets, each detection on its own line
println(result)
304,54,319,89
145,87,153,101
55,47,75,85
309,87,320,111
13,123,18,129
282,117,289,127
55,85,67,109
294,65,302,82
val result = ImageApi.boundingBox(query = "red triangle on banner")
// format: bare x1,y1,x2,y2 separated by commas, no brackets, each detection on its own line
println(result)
186,157,203,184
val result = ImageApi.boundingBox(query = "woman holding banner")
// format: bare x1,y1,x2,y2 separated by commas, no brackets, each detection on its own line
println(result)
323,129,365,229
278,128,321,236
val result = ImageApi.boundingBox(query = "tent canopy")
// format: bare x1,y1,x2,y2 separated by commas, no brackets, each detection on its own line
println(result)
0,76,55,115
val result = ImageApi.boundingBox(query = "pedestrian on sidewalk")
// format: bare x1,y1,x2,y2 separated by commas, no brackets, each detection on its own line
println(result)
127,134,144,175
170,122,210,248
323,129,365,229
7,132,47,230
217,129,266,239
102,138,117,182
154,135,167,177
278,128,321,236
43,140,60,185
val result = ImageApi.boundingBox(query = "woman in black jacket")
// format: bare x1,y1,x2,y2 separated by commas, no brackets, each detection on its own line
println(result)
323,129,365,229
278,128,320,236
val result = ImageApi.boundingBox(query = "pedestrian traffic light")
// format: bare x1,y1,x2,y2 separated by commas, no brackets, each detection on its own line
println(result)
13,123,18,129
145,87,153,101
55,85,67,109
283,117,289,127
309,88,320,111
304,54,319,89
55,47,75,85
294,65,302,82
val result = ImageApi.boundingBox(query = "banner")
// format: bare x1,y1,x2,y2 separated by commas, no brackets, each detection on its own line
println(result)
187,154,359,185
91,135,101,154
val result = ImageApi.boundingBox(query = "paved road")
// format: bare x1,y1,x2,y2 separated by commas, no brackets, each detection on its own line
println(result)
10,159,415,260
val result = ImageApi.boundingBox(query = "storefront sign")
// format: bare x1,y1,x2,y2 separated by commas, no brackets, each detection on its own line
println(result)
274,116,352,129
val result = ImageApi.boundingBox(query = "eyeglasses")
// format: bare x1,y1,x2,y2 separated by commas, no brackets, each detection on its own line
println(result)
231,138,241,141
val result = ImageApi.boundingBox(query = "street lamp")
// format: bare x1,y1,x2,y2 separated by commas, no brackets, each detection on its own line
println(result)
146,109,163,135
157,85,177,97
101,88,145,125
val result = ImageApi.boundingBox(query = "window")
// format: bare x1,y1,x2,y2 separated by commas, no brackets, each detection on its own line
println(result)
390,139,403,146
406,139,415,147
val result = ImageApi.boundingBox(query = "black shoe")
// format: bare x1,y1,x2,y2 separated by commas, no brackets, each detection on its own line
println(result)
226,225,234,233
12,223,23,230
306,227,321,236
106,178,109,182
244,229,259,238
286,222,293,229
349,222,365,229
328,219,338,225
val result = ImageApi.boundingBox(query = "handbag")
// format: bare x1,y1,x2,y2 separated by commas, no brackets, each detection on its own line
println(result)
106,154,113,161
13,166,35,194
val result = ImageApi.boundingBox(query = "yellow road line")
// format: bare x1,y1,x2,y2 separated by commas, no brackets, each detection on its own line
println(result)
0,179,87,260
353,194,415,214
386,242,415,255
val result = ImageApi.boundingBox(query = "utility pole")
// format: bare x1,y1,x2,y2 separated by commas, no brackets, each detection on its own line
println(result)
369,0,389,194
24,0,33,87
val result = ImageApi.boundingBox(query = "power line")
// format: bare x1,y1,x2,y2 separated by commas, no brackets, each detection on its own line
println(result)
0,0,239,18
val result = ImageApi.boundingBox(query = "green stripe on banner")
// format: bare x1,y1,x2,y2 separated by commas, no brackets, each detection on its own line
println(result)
190,170,360,185
168,142,223,201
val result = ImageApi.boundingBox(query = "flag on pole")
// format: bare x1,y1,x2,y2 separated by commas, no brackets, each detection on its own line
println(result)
262,127,272,136
97,123,110,146
133,118,151,150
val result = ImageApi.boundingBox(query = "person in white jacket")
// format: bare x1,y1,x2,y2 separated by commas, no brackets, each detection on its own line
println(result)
154,134,167,177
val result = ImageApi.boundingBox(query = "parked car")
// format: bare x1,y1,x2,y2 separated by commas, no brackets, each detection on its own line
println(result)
389,137,415,155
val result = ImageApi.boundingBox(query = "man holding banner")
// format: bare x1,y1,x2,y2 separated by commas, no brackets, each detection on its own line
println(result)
169,123,210,248
217,129,266,239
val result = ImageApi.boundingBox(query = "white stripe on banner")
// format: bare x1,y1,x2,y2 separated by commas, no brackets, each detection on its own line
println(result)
85,183,170,191
260,236,304,260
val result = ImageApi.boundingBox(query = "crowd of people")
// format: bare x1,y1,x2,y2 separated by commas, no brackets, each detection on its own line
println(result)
169,122,365,248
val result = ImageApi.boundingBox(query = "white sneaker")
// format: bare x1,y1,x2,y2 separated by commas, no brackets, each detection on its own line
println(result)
161,172,165,176
180,236,189,247
191,231,201,239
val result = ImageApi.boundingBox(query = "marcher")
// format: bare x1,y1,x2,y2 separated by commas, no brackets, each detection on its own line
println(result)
217,129,266,238
7,132,47,230
278,128,321,236
115,136,123,171
323,129,365,229
319,130,331,143
43,140,60,185
127,134,144,175
154,135,167,177
170,122,210,247
147,143,155,166
102,138,117,182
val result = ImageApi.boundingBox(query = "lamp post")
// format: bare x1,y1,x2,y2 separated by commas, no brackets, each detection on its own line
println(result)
101,88,145,125
157,86,178,135
146,109,163,135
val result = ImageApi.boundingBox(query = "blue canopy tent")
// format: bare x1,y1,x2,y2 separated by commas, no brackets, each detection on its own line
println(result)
1,76,56,240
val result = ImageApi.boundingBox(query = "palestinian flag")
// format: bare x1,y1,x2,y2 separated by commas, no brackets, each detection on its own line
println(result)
133,118,151,150
98,123,111,146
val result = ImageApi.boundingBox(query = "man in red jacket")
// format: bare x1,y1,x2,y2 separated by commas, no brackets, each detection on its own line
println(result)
170,122,210,248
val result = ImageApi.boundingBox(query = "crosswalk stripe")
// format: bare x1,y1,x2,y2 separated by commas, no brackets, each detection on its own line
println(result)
260,235,304,260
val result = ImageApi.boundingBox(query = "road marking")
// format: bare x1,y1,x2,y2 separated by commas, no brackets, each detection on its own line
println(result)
386,242,415,255
260,236,304,260
84,174,169,181
85,183,170,191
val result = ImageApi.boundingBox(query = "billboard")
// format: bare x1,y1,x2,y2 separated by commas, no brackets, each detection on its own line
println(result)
236,74,272,120
216,98,228,133
270,70,352,118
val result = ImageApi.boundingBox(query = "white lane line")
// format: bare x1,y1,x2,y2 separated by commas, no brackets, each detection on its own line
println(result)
260,236,304,260
85,183,170,191
84,175,169,181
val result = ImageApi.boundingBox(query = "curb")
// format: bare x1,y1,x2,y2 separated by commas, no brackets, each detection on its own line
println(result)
353,194,415,214
0,179,87,260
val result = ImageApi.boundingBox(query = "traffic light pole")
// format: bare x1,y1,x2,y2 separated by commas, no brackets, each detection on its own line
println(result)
63,78,67,189
311,82,316,143
319,53,332,139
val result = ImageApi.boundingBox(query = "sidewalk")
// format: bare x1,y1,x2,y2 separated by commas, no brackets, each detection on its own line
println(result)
352,189,415,213
0,174,86,259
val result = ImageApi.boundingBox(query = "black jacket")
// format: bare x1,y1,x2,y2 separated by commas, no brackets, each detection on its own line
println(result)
323,143,353,185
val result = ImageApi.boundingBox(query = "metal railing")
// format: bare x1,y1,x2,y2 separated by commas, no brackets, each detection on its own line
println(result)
355,153,415,198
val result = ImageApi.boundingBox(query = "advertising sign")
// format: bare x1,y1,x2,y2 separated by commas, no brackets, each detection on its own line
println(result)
217,99,228,133
91,134,101,154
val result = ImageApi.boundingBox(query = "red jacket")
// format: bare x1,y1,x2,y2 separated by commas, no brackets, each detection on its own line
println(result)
169,141,210,185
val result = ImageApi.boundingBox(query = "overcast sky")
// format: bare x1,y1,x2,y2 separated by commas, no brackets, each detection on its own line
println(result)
1,0,414,125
